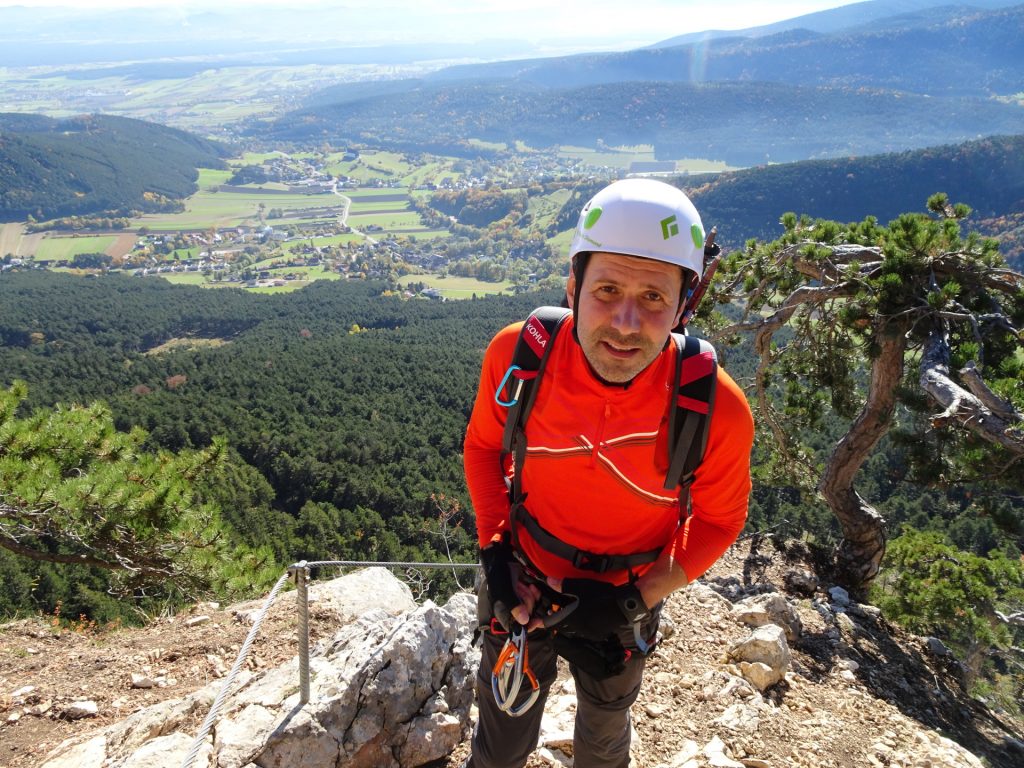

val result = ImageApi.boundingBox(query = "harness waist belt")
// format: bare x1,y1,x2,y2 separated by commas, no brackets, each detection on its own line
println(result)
511,503,661,574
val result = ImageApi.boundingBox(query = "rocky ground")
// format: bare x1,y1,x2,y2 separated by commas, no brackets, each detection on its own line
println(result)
2,536,1022,768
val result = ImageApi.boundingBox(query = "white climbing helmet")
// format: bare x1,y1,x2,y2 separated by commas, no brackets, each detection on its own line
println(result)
569,178,706,280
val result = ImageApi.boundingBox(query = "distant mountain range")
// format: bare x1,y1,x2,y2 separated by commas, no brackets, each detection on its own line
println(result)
0,114,228,222
426,3,1024,95
269,77,1020,166
272,3,1023,165
649,0,1020,46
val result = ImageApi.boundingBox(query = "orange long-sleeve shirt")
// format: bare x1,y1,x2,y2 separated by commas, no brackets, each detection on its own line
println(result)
464,315,754,586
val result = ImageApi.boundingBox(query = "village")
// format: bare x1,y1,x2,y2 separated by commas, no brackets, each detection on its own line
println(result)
2,143,605,295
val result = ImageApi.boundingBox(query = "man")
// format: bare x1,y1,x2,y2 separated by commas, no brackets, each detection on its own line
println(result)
463,178,754,768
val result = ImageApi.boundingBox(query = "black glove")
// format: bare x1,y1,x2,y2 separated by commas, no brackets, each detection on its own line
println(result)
554,579,651,641
480,538,517,631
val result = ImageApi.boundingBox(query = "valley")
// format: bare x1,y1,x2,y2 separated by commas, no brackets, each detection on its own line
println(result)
0,4,1022,751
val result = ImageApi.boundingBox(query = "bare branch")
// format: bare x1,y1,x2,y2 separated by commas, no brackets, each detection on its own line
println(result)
0,526,158,573
920,330,1024,454
777,243,884,278
961,362,1021,423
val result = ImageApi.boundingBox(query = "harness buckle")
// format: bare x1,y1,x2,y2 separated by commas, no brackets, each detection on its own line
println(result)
572,550,613,574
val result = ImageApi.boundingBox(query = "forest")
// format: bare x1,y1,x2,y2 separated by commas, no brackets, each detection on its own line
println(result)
0,113,229,222
682,134,1024,267
1,267,1019,617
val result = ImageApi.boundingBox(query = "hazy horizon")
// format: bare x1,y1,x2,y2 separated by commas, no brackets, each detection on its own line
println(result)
0,0,855,52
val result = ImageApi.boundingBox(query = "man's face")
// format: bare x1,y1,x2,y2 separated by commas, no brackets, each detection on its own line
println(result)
567,251,685,383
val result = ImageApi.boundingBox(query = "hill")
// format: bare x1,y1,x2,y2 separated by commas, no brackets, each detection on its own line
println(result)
263,79,1022,166
277,5,1024,166
651,0,1021,48
426,4,1024,96
679,134,1024,265
1,538,1021,767
0,113,229,223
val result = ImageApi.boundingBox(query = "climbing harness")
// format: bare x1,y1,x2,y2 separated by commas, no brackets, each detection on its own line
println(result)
491,625,540,717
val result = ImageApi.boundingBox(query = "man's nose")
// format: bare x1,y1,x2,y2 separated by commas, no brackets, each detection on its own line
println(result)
610,299,641,334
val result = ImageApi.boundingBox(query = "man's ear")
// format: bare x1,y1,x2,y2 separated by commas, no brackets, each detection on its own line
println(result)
565,270,576,310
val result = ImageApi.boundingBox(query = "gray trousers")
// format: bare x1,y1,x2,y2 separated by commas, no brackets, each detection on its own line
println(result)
466,625,648,768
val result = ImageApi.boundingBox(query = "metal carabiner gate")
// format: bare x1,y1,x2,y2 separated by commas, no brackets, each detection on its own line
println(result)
490,625,540,717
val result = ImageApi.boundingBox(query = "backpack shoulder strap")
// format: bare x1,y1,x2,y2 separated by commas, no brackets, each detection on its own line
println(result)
664,332,718,495
497,306,572,459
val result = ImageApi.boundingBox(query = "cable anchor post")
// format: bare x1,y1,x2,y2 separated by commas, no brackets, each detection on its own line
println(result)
289,560,311,705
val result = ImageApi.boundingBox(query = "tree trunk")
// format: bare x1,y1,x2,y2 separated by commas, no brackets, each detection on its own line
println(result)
819,324,907,595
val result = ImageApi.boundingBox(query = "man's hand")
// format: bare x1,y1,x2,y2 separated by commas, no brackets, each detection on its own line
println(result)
480,538,542,630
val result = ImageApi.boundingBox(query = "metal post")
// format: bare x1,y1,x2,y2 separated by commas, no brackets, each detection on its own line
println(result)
291,561,311,705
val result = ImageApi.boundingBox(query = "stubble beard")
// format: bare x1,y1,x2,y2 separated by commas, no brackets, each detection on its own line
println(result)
579,326,661,384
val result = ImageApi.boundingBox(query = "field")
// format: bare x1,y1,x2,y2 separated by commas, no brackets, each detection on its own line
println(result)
153,271,211,287
34,235,117,262
557,145,738,173
281,234,364,252
196,168,234,190
326,150,462,188
247,266,343,293
396,274,512,298
527,187,572,231
0,223,28,257
0,64,392,134
132,187,346,231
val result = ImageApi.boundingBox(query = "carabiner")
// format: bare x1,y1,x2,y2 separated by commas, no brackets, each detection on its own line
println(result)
495,365,525,407
490,625,540,717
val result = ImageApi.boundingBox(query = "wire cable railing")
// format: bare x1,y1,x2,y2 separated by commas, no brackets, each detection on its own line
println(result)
180,558,480,768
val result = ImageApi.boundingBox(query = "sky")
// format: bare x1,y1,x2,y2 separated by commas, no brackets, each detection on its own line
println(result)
0,1,856,48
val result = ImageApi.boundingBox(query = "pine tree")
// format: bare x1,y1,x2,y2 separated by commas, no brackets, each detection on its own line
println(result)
706,196,1024,594
0,381,276,601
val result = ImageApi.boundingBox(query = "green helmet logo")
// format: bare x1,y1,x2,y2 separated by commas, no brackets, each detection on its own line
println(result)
660,215,679,240
583,206,603,230
691,224,704,249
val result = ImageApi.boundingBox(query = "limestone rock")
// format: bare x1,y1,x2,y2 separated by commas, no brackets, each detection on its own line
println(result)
783,568,818,597
730,592,802,642
726,625,790,691
40,570,477,768
63,700,99,719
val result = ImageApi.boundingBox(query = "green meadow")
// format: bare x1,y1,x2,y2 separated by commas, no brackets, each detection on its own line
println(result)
281,234,365,251
157,271,211,287
347,211,423,229
133,188,346,231
397,273,512,298
35,235,117,262
326,150,462,188
557,145,738,173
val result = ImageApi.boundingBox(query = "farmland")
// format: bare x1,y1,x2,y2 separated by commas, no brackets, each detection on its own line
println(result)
4,141,591,297
34,235,117,262
396,273,513,298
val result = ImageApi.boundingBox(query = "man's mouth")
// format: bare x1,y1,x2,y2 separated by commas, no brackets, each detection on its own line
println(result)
601,340,639,358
